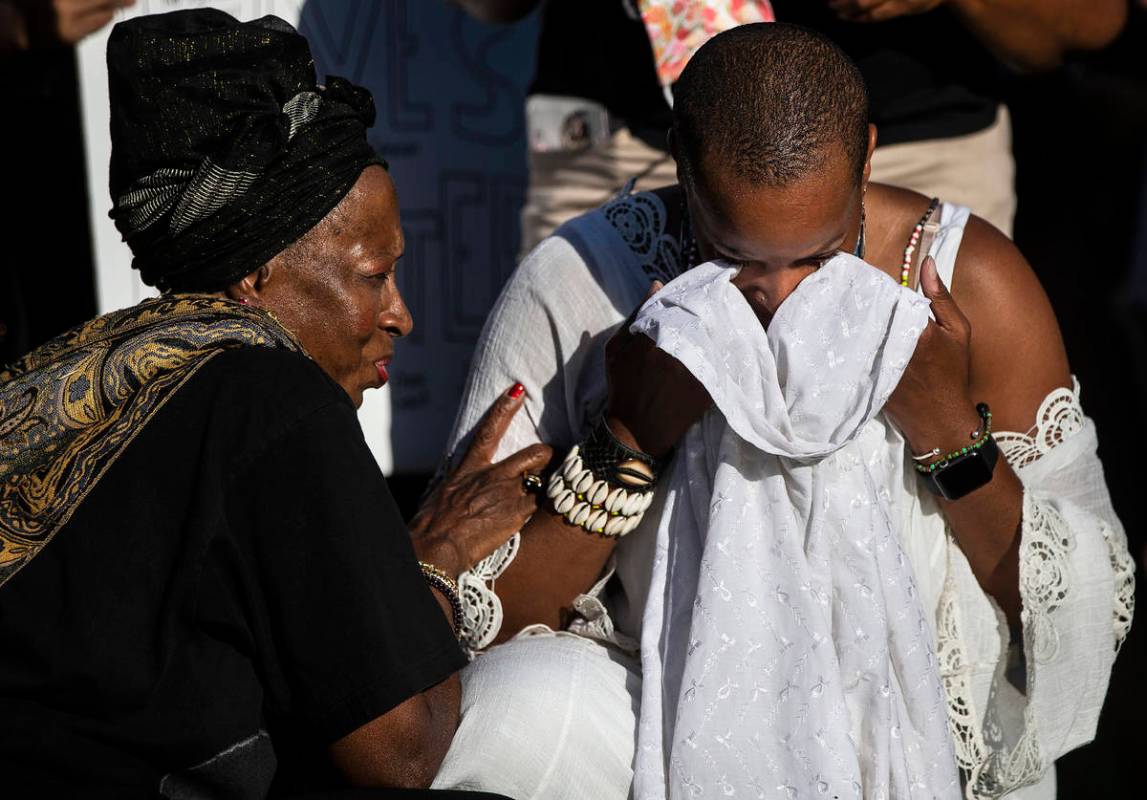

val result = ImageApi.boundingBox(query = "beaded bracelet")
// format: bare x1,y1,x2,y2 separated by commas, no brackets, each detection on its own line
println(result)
419,561,464,634
914,403,993,474
547,445,655,536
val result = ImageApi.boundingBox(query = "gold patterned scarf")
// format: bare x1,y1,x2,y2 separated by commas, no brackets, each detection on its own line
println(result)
0,295,303,589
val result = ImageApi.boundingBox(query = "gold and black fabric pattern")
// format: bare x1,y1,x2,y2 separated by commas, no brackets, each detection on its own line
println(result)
0,295,303,589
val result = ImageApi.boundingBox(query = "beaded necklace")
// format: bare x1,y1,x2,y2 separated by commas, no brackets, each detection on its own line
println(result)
900,197,941,287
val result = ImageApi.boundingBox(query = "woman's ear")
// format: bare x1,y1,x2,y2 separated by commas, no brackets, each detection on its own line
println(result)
224,264,273,304
862,123,878,185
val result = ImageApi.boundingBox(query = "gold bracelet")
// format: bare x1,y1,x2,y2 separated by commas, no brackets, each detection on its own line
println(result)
418,561,464,634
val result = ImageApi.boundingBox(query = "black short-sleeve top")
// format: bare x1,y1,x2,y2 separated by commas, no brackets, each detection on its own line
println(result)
0,347,466,798
529,0,1001,149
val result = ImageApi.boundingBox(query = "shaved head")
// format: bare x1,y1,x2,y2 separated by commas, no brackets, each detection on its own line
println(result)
673,23,870,190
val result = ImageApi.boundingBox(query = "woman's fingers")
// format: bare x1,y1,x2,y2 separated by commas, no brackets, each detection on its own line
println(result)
491,443,554,484
463,491,541,566
54,0,133,44
458,383,527,472
920,255,969,335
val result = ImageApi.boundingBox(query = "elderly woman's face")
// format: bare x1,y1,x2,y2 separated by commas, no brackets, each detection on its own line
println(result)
253,166,412,407
687,146,864,329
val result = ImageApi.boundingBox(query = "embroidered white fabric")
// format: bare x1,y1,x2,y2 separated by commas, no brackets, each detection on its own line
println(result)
629,257,960,799
436,189,1132,800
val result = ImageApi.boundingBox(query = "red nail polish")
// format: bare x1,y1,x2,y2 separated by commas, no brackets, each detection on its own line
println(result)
508,383,526,399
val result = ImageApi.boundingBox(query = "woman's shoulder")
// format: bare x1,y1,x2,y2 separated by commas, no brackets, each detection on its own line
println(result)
141,346,367,482
939,210,1073,432
186,347,352,429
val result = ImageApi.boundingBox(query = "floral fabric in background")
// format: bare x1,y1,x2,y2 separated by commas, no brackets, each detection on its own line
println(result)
636,0,774,89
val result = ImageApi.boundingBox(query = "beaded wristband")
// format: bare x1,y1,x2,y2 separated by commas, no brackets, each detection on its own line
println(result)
547,444,655,537
914,403,993,474
419,561,464,634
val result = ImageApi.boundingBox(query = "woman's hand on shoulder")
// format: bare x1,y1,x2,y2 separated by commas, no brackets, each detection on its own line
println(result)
408,385,552,578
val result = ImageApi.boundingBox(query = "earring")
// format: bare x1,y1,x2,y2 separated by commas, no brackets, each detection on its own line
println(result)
855,192,867,261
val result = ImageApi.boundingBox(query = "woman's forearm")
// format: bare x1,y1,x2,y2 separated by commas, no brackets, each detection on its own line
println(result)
948,0,1127,72
897,401,1024,626
330,674,461,789
451,0,542,24
935,461,1025,627
490,508,618,641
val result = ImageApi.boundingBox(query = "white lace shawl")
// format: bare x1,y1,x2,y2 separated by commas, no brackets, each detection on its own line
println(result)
629,257,959,799
441,189,1135,799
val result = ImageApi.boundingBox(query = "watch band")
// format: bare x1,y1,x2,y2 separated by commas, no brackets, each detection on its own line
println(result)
919,434,1000,502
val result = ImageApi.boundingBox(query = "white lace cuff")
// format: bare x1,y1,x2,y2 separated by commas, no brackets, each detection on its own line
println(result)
458,534,520,652
995,379,1134,650
938,379,1133,799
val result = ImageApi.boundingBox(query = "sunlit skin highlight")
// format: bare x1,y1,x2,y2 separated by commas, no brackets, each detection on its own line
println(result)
226,165,412,407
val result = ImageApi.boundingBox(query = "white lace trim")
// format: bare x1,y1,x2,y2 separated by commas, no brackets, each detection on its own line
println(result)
938,495,1056,799
993,377,1134,650
459,534,520,653
937,379,1134,798
936,549,986,783
995,378,1084,468
1107,526,1136,653
601,185,685,285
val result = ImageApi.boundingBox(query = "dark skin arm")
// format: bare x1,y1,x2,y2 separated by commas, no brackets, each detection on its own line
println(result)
490,286,712,640
450,0,541,24
884,217,1072,627
487,506,619,639
830,0,1127,72
326,388,552,787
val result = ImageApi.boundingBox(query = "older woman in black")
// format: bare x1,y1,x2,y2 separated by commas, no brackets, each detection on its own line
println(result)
0,10,547,799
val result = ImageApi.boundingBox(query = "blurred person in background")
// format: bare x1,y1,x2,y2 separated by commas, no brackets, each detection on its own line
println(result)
1003,6,1147,795
0,0,134,365
454,0,1126,250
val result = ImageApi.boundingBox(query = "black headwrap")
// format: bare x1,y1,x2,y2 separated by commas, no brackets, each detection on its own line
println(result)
107,10,384,292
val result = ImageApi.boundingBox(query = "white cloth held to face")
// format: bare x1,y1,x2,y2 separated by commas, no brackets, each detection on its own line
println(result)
629,255,962,799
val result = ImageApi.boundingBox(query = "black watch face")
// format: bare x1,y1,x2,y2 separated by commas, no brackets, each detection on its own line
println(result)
934,453,996,501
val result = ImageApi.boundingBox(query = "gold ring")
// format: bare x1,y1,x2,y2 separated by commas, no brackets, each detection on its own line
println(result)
522,473,544,493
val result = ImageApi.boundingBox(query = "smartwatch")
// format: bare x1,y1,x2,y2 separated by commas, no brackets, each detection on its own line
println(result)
919,434,1000,501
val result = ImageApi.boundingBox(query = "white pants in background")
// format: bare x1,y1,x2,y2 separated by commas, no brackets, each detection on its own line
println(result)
519,105,1015,253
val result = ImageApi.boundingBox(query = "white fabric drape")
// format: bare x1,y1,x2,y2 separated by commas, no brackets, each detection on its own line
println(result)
629,257,959,799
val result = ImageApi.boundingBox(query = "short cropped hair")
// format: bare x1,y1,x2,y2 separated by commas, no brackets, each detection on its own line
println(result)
673,23,869,189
